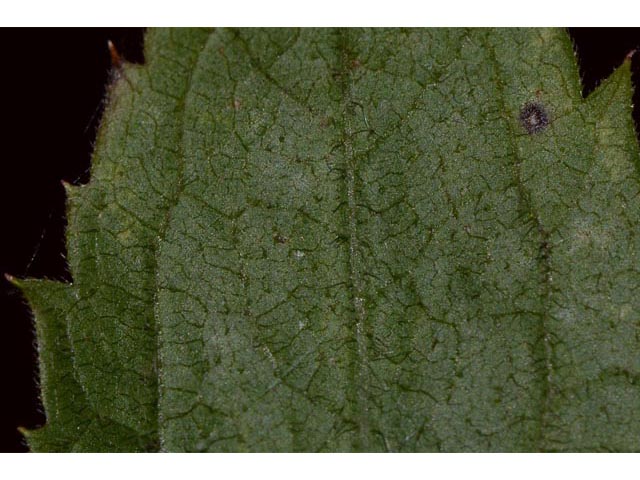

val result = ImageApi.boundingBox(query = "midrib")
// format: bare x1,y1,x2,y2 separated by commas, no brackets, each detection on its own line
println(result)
336,28,372,451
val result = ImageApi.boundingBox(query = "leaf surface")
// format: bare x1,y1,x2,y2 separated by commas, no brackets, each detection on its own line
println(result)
20,28,640,452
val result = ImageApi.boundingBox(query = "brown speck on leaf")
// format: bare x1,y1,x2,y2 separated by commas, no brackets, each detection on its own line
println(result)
319,116,332,128
273,233,289,245
350,58,362,69
233,98,241,110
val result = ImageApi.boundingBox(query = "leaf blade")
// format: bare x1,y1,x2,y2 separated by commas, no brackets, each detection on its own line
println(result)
25,28,640,452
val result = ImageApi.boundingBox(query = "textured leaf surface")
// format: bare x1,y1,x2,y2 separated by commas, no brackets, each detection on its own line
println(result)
20,28,640,452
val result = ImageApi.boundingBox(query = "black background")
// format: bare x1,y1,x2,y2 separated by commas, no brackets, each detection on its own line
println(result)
0,28,638,452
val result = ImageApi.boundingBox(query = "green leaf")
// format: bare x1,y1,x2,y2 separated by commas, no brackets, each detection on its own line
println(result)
20,28,640,452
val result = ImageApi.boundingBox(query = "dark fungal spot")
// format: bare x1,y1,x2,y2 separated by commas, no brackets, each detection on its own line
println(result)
519,101,549,134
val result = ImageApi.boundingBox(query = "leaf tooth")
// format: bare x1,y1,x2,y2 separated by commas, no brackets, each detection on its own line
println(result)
18,278,73,308
61,179,84,209
17,279,91,452
585,56,633,109
3,272,19,286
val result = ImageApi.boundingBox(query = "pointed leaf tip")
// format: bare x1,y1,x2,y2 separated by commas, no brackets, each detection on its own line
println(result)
108,40,123,69
4,272,21,287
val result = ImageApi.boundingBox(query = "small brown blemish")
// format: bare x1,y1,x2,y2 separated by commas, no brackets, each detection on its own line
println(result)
233,98,241,110
350,58,362,69
319,116,332,128
273,233,289,245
